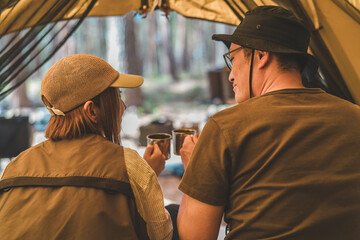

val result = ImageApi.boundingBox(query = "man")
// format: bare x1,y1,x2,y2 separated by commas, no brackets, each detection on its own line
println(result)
178,6,360,240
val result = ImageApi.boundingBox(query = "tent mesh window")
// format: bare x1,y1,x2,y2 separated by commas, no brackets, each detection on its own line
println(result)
0,0,97,101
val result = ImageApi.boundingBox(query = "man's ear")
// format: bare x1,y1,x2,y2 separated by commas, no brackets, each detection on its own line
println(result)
256,50,270,69
83,100,98,123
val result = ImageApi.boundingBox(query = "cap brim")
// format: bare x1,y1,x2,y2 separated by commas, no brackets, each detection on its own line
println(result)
110,73,144,88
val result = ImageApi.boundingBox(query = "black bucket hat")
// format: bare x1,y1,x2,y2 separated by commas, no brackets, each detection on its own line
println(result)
212,6,318,83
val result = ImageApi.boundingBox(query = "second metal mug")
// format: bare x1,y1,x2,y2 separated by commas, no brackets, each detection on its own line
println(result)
172,128,197,155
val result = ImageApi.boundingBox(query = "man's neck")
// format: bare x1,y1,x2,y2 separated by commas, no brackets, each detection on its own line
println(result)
258,69,304,96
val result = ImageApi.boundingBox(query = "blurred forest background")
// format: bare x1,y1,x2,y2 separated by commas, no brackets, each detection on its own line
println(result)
1,10,235,114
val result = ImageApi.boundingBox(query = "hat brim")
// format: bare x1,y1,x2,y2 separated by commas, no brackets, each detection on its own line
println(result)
212,34,305,55
110,73,144,88
212,34,233,49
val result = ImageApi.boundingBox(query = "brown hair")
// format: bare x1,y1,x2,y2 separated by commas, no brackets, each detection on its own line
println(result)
242,47,306,73
45,87,122,145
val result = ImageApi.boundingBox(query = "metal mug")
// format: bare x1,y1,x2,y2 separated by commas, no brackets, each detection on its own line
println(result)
146,133,172,160
172,128,197,155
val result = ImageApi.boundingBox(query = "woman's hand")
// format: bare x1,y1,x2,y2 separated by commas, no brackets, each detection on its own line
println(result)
179,134,199,169
143,144,166,176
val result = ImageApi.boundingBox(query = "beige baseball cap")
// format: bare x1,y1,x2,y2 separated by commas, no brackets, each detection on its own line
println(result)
41,54,144,116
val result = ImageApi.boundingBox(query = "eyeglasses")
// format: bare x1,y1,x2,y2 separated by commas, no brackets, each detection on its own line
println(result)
223,46,243,70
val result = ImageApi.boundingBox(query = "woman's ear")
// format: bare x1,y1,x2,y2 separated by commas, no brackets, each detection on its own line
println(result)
83,100,98,123
256,50,270,69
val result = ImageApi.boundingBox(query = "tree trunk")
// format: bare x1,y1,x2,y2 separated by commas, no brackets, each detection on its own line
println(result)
156,14,168,75
156,14,178,81
167,14,178,81
147,13,157,76
208,23,217,67
106,17,122,72
182,18,190,71
92,18,107,58
11,71,30,109
124,13,143,107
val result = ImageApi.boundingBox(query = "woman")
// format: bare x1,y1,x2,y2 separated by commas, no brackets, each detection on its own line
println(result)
0,54,172,240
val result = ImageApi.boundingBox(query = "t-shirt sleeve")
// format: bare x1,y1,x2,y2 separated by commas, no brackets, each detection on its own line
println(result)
178,117,231,206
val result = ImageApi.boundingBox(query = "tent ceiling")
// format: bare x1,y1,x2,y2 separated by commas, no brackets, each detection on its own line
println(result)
168,0,278,24
0,0,142,34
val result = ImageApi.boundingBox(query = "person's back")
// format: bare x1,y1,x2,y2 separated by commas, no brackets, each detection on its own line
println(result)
201,88,360,239
0,135,148,239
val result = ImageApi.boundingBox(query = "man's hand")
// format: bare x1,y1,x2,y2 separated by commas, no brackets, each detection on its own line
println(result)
143,144,166,176
179,134,199,169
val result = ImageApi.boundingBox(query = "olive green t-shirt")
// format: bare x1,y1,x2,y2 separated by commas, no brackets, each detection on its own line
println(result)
179,88,360,239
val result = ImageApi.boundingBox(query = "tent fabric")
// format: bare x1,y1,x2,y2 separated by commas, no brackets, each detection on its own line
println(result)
168,0,278,24
0,0,97,100
86,0,143,17
279,0,355,102
168,0,243,24
0,0,143,35
302,0,360,103
333,0,360,23
0,0,88,34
